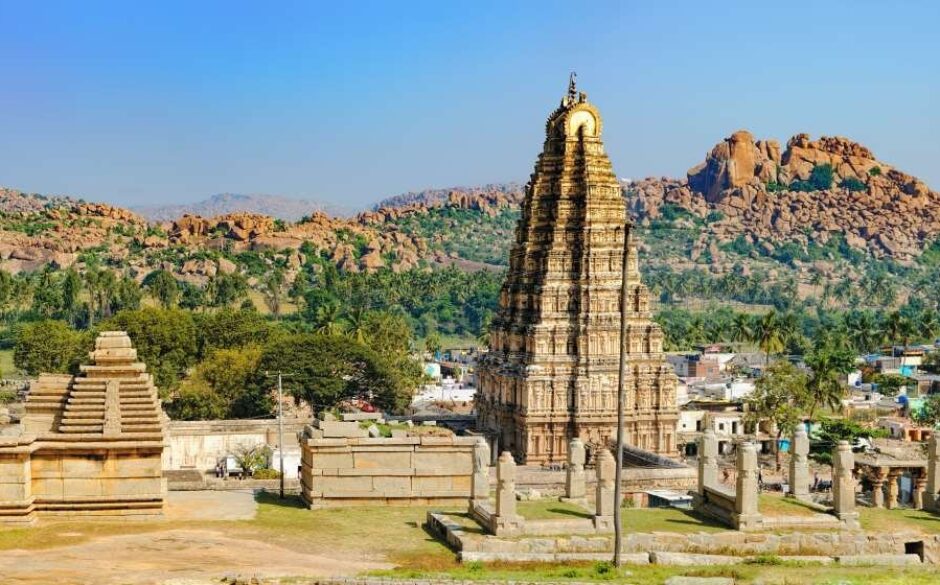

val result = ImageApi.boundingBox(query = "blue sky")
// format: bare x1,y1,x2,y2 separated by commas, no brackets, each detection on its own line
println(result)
0,1,937,209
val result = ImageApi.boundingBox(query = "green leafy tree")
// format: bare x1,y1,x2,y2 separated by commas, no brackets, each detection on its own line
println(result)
871,373,912,397
804,337,855,419
60,268,82,325
262,268,285,318
912,394,940,427
143,270,180,309
30,268,61,318
167,346,265,419
102,307,198,392
196,308,273,357
14,320,88,375
253,333,416,414
206,272,248,308
809,417,887,464
745,361,810,469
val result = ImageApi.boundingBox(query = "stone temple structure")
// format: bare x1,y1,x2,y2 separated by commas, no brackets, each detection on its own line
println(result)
476,80,679,464
0,331,166,523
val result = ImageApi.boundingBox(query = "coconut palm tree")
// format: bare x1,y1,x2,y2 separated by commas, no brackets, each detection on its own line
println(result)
754,310,788,364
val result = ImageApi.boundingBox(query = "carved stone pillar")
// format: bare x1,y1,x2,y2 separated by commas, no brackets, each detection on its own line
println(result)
471,437,490,504
492,451,523,535
913,469,927,510
698,429,718,495
734,442,763,531
886,468,902,510
789,425,810,501
593,449,616,531
926,435,940,511
870,467,887,508
564,437,586,501
832,441,860,529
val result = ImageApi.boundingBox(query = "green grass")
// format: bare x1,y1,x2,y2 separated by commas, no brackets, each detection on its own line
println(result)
375,561,940,584
619,507,727,533
517,499,592,520
758,494,821,517
516,499,727,533
859,506,940,535
233,493,460,569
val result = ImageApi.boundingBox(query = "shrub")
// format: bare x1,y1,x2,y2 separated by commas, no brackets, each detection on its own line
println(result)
766,181,787,193
252,468,280,479
790,164,835,192
840,177,866,192
0,389,16,404
706,211,724,223
809,164,835,190
869,166,882,176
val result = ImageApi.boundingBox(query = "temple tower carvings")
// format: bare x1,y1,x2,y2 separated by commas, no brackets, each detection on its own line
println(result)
475,82,679,464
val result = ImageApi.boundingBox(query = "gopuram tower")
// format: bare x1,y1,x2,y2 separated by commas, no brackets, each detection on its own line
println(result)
476,78,679,464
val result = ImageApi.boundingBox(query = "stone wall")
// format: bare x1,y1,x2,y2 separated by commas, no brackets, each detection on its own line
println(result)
301,427,476,507
429,511,938,564
164,418,306,472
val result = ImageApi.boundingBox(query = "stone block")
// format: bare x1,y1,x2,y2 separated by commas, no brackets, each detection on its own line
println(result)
60,478,105,497
413,451,472,474
312,452,354,470
317,421,367,438
372,476,412,495
320,475,374,496
651,552,745,566
836,554,921,566
353,450,412,470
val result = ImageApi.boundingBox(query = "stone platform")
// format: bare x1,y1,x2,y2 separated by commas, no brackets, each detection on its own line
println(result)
427,511,936,565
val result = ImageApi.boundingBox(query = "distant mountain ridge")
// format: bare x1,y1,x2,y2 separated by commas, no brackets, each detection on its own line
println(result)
372,183,523,211
133,193,354,222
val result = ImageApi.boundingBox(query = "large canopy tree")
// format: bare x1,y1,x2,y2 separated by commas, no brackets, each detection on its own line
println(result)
253,333,419,414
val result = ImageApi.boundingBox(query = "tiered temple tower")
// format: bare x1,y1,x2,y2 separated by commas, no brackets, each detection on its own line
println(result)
476,80,679,464
0,331,166,524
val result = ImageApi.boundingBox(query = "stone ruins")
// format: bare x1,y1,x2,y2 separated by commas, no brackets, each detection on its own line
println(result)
476,80,679,464
0,331,166,524
299,414,477,507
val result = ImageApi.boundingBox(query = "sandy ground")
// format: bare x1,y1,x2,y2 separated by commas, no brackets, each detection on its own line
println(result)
0,491,389,585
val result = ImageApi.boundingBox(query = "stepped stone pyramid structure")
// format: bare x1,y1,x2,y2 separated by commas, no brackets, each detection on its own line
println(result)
476,80,679,464
0,331,166,524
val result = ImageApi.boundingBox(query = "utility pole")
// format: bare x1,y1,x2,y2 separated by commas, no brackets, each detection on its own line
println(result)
613,221,632,567
277,372,285,499
264,370,293,499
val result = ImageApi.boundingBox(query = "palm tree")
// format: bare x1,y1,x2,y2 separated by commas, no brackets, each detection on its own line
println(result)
313,302,346,336
730,313,754,348
884,311,908,347
809,272,823,301
754,310,787,364
805,343,853,419
845,311,883,354
344,306,369,343
918,310,940,345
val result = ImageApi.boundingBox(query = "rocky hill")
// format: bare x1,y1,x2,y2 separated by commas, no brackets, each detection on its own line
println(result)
1,130,937,309
133,192,354,222
628,130,939,262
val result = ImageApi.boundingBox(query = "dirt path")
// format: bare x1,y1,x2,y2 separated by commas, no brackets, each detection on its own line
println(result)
0,491,389,584
0,527,389,585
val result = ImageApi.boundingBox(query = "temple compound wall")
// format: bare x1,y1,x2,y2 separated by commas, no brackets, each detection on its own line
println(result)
0,332,166,524
164,418,306,472
300,418,476,508
476,81,678,464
